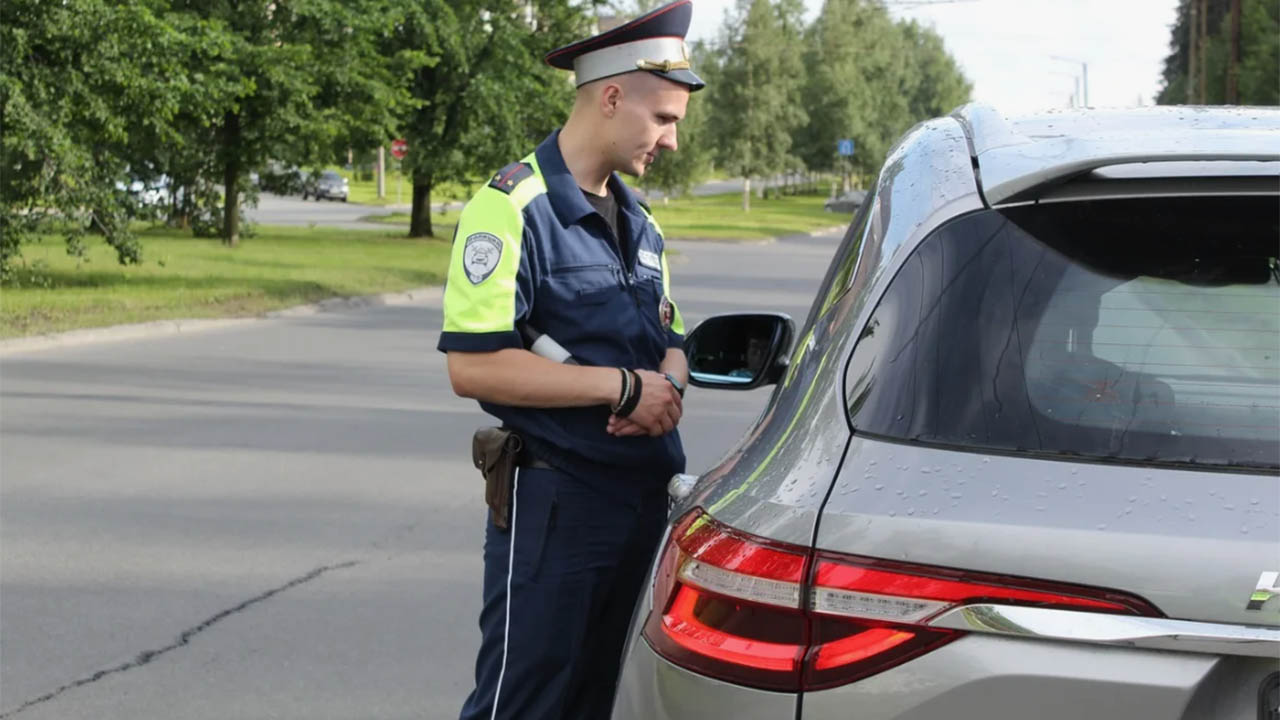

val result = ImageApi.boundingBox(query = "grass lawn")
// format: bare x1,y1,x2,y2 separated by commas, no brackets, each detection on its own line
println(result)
1,224,454,338
331,167,476,207
361,193,847,241
646,193,846,240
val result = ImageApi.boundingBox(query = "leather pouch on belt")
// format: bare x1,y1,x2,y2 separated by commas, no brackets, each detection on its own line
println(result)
471,427,522,531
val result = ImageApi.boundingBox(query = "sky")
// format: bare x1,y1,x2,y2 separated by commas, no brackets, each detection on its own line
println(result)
684,0,1182,114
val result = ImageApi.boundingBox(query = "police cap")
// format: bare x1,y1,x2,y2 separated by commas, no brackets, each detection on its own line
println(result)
544,0,706,92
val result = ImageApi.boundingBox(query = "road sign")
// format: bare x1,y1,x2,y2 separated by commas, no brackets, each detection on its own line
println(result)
391,139,408,160
837,139,855,157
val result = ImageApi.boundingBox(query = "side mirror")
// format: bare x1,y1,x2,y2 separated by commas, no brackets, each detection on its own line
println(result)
683,313,795,390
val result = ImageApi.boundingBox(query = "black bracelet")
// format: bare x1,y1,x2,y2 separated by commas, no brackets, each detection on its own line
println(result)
613,367,630,412
615,370,643,418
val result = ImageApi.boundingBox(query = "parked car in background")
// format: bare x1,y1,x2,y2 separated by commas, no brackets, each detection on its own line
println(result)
823,189,866,213
612,104,1280,720
115,174,172,207
302,170,349,202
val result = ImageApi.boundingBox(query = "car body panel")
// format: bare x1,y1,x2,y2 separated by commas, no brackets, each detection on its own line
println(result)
800,633,1246,720
953,105,1280,205
612,639,797,720
675,116,984,547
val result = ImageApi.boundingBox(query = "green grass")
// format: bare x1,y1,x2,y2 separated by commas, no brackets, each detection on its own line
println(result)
1,224,454,338
647,193,846,240
330,167,476,207
358,193,847,241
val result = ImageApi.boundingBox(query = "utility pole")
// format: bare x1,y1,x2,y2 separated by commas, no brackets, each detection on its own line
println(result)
1051,56,1089,107
1187,0,1199,103
1227,0,1242,103
377,145,386,199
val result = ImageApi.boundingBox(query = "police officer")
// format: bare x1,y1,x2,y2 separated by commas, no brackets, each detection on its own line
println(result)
438,2,706,718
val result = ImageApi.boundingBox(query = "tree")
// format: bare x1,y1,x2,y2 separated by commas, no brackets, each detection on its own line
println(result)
709,0,808,211
0,0,209,277
792,0,970,185
1157,0,1278,105
162,0,421,246
394,0,592,239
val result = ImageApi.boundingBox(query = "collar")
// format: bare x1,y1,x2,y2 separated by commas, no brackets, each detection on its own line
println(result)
535,129,643,228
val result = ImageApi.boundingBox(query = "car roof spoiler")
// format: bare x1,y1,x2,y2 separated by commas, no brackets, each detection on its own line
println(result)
951,104,1280,206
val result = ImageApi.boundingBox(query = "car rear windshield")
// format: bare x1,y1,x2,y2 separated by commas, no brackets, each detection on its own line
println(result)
845,195,1280,471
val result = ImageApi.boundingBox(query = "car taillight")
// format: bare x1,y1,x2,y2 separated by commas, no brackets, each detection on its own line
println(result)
642,508,1161,691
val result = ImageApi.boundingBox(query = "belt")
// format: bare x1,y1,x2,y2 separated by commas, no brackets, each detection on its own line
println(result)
518,455,554,470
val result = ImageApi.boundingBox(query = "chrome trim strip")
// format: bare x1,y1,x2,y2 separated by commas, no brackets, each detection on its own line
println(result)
928,604,1280,658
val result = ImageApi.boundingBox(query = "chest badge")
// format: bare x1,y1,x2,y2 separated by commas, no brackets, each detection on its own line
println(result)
638,249,662,271
659,295,674,330
463,232,503,285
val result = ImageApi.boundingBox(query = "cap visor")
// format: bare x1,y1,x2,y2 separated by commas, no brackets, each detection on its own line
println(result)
648,68,706,92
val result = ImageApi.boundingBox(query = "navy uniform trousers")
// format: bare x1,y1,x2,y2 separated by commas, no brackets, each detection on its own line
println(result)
458,466,667,720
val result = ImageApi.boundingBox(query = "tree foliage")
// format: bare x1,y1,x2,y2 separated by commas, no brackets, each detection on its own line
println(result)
793,0,970,180
396,0,593,238
707,0,808,209
1156,0,1279,106
1,0,206,275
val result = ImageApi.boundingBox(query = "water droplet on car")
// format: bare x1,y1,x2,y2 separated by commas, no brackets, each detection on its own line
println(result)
1241,525,1250,534
1251,498,1260,505
983,458,991,464
1128,496,1136,503
920,467,932,474
918,490,928,497
888,510,897,517
1224,504,1236,511
874,484,885,491
907,508,916,516
1057,483,1067,490
1097,523,1107,530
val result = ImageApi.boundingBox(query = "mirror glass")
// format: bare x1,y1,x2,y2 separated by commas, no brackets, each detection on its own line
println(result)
685,314,791,389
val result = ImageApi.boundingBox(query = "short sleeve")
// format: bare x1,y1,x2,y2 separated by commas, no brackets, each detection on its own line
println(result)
661,250,685,348
437,189,535,353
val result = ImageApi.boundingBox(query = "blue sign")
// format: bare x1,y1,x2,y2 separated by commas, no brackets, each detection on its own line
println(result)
837,139,855,157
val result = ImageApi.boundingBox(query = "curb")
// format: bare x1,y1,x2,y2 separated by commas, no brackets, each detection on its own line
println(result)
0,286,442,357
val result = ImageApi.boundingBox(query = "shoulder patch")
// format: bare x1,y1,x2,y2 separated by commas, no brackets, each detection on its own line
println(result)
488,162,535,195
463,232,503,284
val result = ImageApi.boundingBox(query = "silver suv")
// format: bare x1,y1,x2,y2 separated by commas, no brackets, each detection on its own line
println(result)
612,105,1280,720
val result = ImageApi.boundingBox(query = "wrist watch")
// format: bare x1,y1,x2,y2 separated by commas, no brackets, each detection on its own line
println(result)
663,372,685,398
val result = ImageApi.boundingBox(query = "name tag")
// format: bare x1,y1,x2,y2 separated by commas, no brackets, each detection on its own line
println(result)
638,249,662,271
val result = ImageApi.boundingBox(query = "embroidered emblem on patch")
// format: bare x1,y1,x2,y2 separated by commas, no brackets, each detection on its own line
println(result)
463,233,502,285
659,295,674,330
638,249,662,271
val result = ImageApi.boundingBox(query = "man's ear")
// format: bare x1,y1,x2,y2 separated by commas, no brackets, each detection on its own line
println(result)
600,82,623,119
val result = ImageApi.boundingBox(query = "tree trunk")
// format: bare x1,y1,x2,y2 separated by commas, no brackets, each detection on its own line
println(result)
1227,0,1242,103
221,110,241,247
1197,0,1208,103
742,177,751,213
409,176,434,238
1187,0,1198,103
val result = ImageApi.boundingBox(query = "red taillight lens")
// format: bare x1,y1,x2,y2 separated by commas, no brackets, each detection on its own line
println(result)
642,509,810,690
642,508,1161,692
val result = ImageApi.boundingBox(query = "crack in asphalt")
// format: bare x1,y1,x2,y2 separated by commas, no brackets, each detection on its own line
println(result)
0,560,361,719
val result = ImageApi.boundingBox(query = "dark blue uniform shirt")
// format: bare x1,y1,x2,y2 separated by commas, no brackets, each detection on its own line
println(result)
438,131,687,497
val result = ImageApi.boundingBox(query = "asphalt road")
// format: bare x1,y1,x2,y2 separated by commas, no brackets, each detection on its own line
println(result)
0,228,844,719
